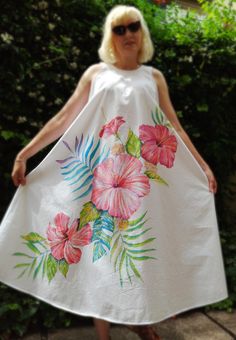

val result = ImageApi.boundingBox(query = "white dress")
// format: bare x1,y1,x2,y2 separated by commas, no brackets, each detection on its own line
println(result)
0,63,228,324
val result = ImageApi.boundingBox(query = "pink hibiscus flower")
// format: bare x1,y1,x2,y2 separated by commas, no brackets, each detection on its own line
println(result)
91,154,150,219
47,212,92,264
99,116,125,138
139,124,177,168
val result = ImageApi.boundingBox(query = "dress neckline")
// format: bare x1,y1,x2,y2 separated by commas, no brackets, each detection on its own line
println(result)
105,63,144,74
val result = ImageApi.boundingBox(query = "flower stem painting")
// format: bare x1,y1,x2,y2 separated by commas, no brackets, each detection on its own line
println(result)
14,108,177,286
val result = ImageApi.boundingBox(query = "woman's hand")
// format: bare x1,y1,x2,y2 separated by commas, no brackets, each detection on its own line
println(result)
11,160,27,186
204,166,217,194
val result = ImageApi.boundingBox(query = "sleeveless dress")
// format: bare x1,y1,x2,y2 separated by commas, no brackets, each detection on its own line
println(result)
0,63,228,324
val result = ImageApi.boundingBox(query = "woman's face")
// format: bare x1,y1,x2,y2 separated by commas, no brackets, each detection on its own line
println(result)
111,16,143,62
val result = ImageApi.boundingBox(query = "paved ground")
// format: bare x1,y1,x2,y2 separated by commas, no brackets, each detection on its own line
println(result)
20,309,236,340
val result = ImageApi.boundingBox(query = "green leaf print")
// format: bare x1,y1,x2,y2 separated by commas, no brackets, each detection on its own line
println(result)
23,242,41,255
14,231,53,281
33,255,45,279
118,249,126,286
13,252,34,259
151,106,171,128
122,228,152,240
125,129,141,158
46,254,58,282
144,170,168,186
110,212,156,287
13,252,50,281
14,263,31,269
128,212,147,227
58,259,69,278
129,255,156,261
79,201,100,228
129,258,142,281
123,238,156,248
28,258,37,277
21,232,46,242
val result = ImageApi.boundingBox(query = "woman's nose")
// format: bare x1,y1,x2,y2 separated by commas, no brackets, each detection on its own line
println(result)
124,29,133,37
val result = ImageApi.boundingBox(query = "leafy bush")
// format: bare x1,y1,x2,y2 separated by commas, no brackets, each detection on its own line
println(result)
0,0,235,337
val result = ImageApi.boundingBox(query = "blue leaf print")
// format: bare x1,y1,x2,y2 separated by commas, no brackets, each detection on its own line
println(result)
57,134,110,200
92,212,114,262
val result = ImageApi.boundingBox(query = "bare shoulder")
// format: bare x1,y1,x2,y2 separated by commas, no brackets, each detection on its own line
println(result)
81,63,103,83
152,68,167,88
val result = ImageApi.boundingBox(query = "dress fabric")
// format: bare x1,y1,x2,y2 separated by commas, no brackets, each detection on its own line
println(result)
0,63,228,324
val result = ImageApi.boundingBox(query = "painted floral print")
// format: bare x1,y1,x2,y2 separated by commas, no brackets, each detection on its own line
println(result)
91,154,150,220
14,107,178,286
47,212,92,264
13,213,92,282
99,116,125,138
139,124,177,168
111,143,125,155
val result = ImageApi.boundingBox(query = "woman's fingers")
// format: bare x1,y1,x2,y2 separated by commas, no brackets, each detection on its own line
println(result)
15,176,26,186
11,162,27,187
205,167,217,194
12,173,26,186
209,177,217,194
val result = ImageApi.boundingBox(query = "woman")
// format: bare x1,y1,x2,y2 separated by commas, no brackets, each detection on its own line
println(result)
2,5,227,340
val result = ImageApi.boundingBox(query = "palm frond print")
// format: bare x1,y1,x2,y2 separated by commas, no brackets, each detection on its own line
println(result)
56,135,109,200
92,211,114,262
111,212,156,286
151,106,172,128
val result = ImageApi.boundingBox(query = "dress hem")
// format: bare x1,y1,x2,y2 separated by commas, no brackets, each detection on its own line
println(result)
0,277,228,325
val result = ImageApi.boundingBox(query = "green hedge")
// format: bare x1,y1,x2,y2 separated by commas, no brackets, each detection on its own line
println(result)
0,0,235,337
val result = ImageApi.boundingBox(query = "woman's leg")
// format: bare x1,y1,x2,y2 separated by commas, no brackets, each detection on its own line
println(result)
93,318,111,340
126,325,161,340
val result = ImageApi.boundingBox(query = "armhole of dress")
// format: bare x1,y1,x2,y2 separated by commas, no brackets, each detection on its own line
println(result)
88,62,107,100
147,66,160,104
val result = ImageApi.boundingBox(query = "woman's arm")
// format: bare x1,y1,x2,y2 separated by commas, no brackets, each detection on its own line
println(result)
153,68,217,193
12,63,102,186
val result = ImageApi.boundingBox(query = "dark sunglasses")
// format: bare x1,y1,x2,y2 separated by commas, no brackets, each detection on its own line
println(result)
112,21,141,36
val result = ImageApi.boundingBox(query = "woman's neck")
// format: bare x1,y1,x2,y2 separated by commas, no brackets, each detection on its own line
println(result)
114,57,140,70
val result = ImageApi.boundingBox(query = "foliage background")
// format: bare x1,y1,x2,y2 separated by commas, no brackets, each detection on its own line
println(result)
0,0,235,337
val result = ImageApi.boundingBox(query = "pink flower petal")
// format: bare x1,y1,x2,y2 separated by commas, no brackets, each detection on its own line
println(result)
54,212,69,234
47,212,92,265
139,125,158,143
155,125,169,142
107,187,141,219
99,116,125,138
47,223,65,244
91,187,114,212
64,241,82,264
69,224,93,247
113,154,143,178
51,241,66,260
162,135,178,151
159,146,176,168
47,223,58,241
93,158,114,186
141,142,160,165
66,219,78,239
122,174,150,197
139,124,177,168
92,154,151,219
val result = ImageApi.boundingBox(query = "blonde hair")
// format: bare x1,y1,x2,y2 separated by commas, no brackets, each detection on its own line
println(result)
98,5,154,64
